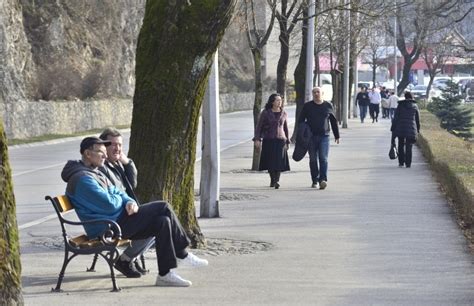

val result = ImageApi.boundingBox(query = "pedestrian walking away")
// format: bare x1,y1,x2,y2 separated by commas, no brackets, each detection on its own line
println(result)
387,91,399,121
381,86,390,119
369,87,381,123
390,91,420,168
61,136,209,287
298,87,340,189
253,93,291,189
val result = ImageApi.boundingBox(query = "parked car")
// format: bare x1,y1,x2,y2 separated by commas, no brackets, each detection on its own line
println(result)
466,81,474,102
357,81,374,90
410,85,440,100
432,78,450,90
457,77,474,96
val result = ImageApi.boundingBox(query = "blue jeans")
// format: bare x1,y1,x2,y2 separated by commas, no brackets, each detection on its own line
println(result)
308,135,330,183
359,105,368,122
389,108,396,121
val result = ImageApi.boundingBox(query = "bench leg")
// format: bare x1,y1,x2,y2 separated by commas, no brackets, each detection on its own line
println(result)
140,254,148,272
102,250,121,292
52,250,77,292
87,253,99,272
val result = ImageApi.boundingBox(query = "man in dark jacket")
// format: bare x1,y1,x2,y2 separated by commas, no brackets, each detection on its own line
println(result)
61,136,208,287
98,127,154,278
355,87,370,123
298,87,340,189
391,91,420,168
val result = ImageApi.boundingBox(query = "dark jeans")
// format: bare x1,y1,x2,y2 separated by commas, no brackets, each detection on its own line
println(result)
359,105,368,122
118,201,190,274
397,137,416,167
308,135,330,183
122,237,155,260
369,104,380,121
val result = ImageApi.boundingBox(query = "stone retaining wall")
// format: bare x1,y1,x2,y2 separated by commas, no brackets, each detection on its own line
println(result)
1,92,271,139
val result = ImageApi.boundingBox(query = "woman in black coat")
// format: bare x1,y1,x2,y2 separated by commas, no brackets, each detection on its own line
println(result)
390,91,420,168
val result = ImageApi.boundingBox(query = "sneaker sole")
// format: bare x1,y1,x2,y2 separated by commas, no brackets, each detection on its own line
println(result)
155,279,192,287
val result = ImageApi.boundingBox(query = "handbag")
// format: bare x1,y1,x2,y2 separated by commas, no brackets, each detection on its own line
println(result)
389,143,398,160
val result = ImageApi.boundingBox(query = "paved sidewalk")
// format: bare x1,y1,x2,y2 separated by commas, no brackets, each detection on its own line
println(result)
20,118,474,305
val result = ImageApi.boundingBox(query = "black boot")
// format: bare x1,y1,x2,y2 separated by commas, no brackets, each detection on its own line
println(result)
269,171,275,187
274,171,281,189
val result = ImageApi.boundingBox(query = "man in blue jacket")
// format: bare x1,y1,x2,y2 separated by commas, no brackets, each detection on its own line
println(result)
61,136,208,287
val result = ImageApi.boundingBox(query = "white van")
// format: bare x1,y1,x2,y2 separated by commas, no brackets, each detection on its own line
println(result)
314,73,333,101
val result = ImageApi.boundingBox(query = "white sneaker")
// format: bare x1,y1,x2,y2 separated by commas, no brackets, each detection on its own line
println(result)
155,270,192,287
178,252,209,268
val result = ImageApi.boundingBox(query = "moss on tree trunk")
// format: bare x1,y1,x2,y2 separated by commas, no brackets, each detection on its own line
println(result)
291,8,307,142
129,0,236,247
0,120,23,305
251,48,263,171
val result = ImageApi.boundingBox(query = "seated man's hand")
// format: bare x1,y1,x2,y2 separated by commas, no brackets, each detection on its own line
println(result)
126,201,139,215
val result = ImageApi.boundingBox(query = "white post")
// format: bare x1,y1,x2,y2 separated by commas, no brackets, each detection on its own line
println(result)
305,1,315,102
342,0,350,128
352,7,359,118
352,54,359,118
393,7,398,94
200,51,220,218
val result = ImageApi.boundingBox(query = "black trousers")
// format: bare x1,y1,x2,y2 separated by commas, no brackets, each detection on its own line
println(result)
118,201,190,273
397,137,416,167
369,104,380,120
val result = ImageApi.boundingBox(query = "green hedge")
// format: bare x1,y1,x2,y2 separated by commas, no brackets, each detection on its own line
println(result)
418,110,474,240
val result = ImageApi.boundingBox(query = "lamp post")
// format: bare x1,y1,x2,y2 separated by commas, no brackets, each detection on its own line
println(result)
342,0,350,128
393,2,398,94
305,1,316,102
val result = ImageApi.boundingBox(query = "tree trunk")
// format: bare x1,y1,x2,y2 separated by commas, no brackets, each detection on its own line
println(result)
398,52,420,95
276,31,290,99
129,0,236,247
0,120,23,305
251,48,263,171
291,8,308,142
371,62,376,87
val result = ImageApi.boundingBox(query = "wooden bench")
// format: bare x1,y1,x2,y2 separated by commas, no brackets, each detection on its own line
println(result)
46,195,131,292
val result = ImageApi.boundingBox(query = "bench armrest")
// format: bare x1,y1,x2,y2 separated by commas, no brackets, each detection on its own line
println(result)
61,217,123,246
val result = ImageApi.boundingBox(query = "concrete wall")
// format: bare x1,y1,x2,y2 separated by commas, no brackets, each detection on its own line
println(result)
1,92,270,139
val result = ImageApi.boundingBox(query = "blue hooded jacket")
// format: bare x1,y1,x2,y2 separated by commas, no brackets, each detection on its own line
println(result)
61,160,134,238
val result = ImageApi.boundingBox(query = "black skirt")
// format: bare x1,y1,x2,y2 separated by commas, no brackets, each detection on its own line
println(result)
259,138,290,172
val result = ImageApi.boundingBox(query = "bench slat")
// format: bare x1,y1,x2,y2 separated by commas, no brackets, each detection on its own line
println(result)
56,195,74,212
69,234,131,249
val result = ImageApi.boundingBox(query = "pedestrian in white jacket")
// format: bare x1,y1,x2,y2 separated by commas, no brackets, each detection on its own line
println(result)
388,91,399,121
368,88,381,123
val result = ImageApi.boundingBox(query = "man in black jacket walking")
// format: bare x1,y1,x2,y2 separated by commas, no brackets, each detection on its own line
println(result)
298,87,340,189
391,91,420,168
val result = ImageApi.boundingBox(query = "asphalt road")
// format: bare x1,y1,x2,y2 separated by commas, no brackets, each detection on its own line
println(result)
9,106,296,228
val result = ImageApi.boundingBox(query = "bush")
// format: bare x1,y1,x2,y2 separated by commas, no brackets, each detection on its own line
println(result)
418,110,474,241
427,80,473,138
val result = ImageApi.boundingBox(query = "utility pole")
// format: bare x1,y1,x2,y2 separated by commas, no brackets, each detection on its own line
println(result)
351,3,359,119
394,1,398,94
305,0,316,102
342,0,350,128
200,51,220,218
